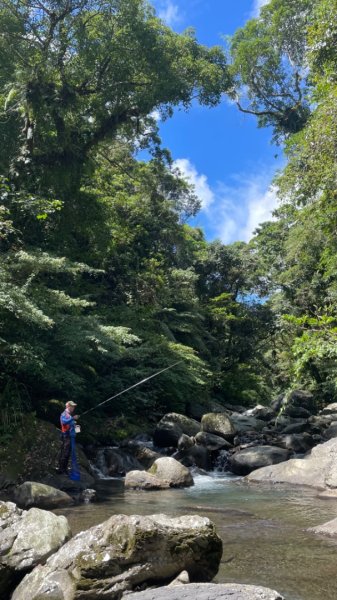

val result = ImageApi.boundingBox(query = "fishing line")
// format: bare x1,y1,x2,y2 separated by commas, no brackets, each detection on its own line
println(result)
80,360,184,418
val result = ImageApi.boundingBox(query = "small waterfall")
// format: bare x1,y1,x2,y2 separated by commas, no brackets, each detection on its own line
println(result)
213,449,230,473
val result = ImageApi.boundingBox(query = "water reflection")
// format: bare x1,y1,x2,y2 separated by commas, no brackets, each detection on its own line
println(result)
55,474,337,600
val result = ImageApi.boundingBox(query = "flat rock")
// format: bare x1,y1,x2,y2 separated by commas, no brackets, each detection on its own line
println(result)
14,481,73,509
308,517,337,537
247,438,337,489
128,582,284,600
125,470,170,490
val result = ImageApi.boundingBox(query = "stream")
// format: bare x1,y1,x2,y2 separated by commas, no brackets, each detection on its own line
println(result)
55,472,337,600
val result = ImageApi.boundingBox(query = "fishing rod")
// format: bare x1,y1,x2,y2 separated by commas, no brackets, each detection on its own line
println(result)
79,360,184,418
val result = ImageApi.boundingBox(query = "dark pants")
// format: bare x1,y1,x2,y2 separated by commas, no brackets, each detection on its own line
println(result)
58,434,71,473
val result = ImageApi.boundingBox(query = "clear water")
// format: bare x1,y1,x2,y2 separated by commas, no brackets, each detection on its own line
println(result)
55,473,337,600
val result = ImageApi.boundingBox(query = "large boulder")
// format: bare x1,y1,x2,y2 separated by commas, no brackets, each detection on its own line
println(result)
14,481,73,509
276,433,314,454
149,457,194,487
243,405,275,422
0,501,71,598
154,413,200,448
94,447,144,477
128,583,284,600
173,445,211,471
229,446,290,476
12,514,223,600
201,413,236,441
282,405,312,419
125,471,170,490
127,443,161,469
247,438,337,489
286,389,316,412
195,431,232,451
230,415,265,433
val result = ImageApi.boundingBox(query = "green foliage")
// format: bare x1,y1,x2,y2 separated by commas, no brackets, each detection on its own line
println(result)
228,0,314,140
4,0,337,438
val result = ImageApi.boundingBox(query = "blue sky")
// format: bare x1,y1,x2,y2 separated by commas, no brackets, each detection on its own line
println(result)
150,0,282,244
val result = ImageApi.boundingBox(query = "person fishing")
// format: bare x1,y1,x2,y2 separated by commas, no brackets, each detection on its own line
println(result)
57,401,80,475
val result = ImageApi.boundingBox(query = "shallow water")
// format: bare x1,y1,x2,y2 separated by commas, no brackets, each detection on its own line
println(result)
55,473,337,600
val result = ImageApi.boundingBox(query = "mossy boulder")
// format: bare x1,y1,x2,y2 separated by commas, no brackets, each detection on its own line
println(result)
153,413,200,448
201,413,236,441
12,514,223,600
14,482,73,509
149,457,194,487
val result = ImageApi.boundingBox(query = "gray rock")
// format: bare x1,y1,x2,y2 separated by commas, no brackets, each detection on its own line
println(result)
280,420,308,434
125,470,170,490
274,416,305,431
323,422,337,440
0,501,71,597
173,445,211,471
201,413,236,441
321,402,337,415
243,405,275,422
177,434,195,450
122,441,161,470
95,447,144,477
127,582,284,600
286,389,316,412
195,431,233,451
308,517,337,537
247,438,337,489
154,413,201,448
168,570,190,586
283,405,312,419
12,514,222,600
276,433,314,454
14,481,73,509
229,446,290,476
230,415,266,433
149,457,194,487
317,490,337,499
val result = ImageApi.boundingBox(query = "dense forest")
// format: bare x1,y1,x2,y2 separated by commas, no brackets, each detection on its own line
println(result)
1,0,336,440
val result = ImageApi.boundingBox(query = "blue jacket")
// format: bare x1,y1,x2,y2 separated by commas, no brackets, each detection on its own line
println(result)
60,409,76,436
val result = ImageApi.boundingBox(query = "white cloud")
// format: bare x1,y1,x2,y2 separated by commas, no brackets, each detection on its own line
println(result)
242,183,278,241
174,158,281,243
251,0,270,18
173,158,215,210
154,1,181,27
213,173,279,243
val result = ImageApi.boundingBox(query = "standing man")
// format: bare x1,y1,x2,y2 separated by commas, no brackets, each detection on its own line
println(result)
58,401,79,474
